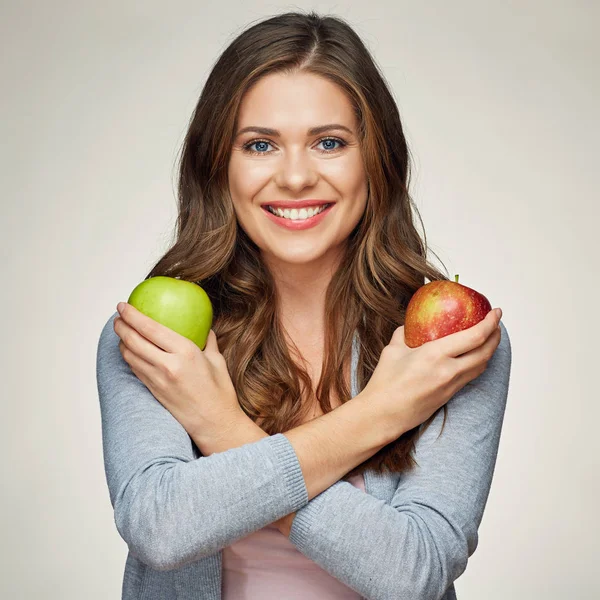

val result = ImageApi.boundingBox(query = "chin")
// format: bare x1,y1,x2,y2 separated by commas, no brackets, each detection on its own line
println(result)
265,244,328,265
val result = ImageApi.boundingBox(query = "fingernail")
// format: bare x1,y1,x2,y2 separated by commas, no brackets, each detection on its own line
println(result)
117,302,124,313
495,308,502,319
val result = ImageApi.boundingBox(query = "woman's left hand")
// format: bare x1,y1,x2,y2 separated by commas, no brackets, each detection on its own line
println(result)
113,302,244,447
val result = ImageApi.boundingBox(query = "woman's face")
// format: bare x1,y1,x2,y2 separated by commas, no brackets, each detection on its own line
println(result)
228,71,368,271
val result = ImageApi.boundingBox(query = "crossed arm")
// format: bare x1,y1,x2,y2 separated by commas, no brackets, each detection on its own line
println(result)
98,311,512,599
192,395,394,536
185,324,512,599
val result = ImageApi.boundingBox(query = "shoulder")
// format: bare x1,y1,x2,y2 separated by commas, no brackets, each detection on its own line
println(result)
470,319,512,412
495,320,512,374
98,311,119,348
96,311,121,372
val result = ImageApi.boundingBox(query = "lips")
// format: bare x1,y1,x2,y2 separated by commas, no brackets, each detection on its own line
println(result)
262,202,334,230
260,199,334,209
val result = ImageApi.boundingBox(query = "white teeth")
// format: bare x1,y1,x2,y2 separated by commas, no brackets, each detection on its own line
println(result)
267,205,329,220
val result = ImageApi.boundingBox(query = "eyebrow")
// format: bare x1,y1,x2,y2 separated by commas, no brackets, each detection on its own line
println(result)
235,124,354,138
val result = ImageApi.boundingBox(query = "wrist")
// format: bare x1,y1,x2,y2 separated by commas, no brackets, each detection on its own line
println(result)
352,391,403,446
192,411,269,456
277,512,296,537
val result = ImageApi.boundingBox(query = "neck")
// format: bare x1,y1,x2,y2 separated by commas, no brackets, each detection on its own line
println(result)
263,244,346,334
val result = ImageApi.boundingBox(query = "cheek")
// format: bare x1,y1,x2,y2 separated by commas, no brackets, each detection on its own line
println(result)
323,154,367,193
228,156,271,198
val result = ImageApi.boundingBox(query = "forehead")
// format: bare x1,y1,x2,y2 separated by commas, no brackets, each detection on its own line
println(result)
236,72,356,131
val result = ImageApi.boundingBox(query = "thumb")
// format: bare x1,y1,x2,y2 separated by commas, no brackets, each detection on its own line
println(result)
203,329,220,353
388,325,411,354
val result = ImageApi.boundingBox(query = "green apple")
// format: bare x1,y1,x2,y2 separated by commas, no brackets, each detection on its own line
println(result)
127,276,213,350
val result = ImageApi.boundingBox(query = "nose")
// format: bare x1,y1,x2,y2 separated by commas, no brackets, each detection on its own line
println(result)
273,147,319,193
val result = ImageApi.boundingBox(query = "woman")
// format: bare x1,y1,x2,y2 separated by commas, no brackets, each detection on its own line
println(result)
97,10,511,600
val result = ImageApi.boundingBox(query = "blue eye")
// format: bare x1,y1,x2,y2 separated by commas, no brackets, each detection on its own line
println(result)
242,137,347,155
247,140,271,153
318,138,344,152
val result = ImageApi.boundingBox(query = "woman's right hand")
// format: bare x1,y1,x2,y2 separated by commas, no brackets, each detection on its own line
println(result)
359,308,503,438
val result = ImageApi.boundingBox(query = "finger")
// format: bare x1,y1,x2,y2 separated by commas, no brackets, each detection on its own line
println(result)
388,325,413,356
117,303,183,354
389,325,405,346
118,338,156,385
454,324,501,371
434,308,501,358
204,329,219,354
446,327,501,396
115,315,166,367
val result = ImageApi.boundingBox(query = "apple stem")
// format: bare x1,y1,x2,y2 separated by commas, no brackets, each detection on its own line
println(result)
455,274,459,283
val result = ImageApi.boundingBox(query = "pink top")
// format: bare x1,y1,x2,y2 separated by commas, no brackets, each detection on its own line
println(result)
222,471,366,599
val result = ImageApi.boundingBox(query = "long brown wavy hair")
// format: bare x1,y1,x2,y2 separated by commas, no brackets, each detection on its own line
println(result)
144,10,451,477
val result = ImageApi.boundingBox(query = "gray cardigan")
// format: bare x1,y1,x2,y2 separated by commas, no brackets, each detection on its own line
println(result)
96,311,512,600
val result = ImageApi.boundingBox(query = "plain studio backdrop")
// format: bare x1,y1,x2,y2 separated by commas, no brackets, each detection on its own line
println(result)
1,1,597,598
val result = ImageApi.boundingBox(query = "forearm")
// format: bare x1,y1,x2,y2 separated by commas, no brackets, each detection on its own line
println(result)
191,412,269,456
191,394,395,536
206,396,393,502
191,414,294,535
198,395,393,503
282,393,394,502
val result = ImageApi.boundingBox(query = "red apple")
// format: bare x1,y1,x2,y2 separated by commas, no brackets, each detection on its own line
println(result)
404,274,492,348
127,276,213,350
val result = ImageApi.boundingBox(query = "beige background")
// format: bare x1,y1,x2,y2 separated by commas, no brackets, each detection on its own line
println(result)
1,0,598,598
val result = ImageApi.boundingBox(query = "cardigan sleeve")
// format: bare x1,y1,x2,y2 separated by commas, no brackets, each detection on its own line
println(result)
288,321,512,600
96,311,309,572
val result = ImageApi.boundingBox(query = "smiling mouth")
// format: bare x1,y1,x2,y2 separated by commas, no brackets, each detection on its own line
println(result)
263,204,332,220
